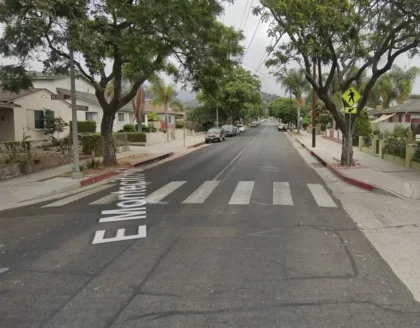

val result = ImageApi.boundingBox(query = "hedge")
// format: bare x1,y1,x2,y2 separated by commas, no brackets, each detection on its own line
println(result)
69,120,97,133
81,134,102,155
123,124,136,132
126,132,147,143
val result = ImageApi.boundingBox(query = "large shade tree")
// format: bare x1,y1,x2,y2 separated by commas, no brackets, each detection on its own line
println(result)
256,0,420,165
197,66,263,124
0,0,243,166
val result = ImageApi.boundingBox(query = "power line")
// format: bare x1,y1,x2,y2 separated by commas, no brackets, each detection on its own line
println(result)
241,17,261,63
241,0,254,30
239,0,251,30
255,37,274,72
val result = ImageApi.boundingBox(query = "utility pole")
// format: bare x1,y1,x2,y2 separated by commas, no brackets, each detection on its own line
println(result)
312,58,317,148
216,107,219,127
69,26,82,179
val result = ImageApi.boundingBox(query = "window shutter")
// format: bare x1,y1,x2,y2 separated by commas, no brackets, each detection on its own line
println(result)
26,109,35,129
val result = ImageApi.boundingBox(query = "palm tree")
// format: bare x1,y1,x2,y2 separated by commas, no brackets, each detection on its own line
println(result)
148,75,179,142
390,66,420,104
277,68,310,132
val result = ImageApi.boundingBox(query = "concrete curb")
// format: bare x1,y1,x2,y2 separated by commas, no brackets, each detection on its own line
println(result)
292,135,374,192
291,133,413,199
80,152,174,187
187,141,205,149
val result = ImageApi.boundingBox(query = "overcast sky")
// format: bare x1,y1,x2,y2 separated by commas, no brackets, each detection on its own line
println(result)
222,0,420,96
1,0,419,98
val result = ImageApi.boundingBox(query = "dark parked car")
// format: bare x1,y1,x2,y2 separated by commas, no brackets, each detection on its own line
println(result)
222,125,237,137
205,127,226,143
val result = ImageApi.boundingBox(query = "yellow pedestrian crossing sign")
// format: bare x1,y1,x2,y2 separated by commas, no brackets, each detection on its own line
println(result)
342,87,361,107
344,107,357,114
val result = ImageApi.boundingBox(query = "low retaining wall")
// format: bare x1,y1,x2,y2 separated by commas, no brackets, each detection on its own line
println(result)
0,154,72,180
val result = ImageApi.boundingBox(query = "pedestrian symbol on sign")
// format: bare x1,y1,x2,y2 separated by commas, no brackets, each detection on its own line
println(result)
342,87,361,107
348,89,355,104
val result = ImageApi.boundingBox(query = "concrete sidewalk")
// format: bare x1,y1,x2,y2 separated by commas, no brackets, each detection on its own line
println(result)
0,134,206,210
292,131,420,200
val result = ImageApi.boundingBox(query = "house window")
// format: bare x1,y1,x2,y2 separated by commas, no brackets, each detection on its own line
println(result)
85,112,98,121
118,113,125,122
168,115,174,124
34,110,45,129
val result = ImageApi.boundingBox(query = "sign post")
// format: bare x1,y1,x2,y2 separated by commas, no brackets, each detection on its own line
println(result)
342,87,361,167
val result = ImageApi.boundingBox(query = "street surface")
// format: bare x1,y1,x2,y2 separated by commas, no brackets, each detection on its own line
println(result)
1,123,420,327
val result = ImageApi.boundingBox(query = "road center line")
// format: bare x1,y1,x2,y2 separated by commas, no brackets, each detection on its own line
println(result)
213,134,258,181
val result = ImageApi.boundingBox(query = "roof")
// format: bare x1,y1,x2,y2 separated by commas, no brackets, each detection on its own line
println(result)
28,71,92,83
57,88,133,112
0,88,44,102
144,103,184,116
57,88,185,115
368,99,420,115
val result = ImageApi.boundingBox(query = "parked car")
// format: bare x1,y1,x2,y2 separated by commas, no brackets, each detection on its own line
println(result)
222,125,237,137
205,127,225,143
278,123,287,131
250,121,258,127
237,124,245,133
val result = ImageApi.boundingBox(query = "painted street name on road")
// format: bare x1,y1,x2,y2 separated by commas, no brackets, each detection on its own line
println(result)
92,173,147,245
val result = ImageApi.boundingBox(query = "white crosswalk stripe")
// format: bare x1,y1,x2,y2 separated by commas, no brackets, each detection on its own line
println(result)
43,184,115,207
307,184,337,208
273,182,293,205
89,182,152,205
229,181,254,205
146,181,186,204
41,181,338,208
182,181,220,204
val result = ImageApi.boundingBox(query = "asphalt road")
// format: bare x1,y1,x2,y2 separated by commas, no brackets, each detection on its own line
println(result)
1,123,420,328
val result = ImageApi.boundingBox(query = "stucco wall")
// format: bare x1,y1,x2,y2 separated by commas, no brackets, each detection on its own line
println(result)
13,90,72,141
0,108,15,142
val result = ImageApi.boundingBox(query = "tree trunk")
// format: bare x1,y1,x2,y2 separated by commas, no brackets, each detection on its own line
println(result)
340,116,355,166
137,112,142,132
165,102,169,142
101,112,117,166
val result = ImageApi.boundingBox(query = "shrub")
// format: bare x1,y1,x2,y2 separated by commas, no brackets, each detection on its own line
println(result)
393,124,410,139
413,144,420,163
383,136,406,158
123,124,136,132
81,134,102,155
134,124,150,132
175,120,184,129
85,158,102,169
147,111,160,122
354,108,372,136
127,132,147,143
69,120,97,134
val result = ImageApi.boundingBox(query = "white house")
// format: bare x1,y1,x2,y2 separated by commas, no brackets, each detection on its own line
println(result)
0,72,185,142
0,88,73,142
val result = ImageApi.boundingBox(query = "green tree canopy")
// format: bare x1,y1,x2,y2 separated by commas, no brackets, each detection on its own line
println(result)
197,67,263,124
0,0,243,165
268,97,296,124
256,0,420,166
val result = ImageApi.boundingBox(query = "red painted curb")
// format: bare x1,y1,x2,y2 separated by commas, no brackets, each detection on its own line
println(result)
79,152,174,187
296,139,374,192
133,152,174,167
80,171,119,187
187,141,205,149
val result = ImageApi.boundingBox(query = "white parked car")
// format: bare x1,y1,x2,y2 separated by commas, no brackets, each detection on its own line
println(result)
237,124,245,132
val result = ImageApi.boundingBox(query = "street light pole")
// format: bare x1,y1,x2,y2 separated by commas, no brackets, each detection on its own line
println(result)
312,58,317,148
69,27,82,179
